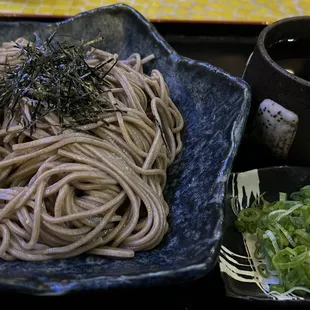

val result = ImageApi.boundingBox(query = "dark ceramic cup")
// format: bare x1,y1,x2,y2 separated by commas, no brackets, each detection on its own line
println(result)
243,16,310,167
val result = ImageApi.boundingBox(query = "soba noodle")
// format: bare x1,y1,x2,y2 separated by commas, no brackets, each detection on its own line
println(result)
0,37,184,261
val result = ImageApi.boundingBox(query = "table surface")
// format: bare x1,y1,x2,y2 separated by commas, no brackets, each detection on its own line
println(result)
0,0,309,23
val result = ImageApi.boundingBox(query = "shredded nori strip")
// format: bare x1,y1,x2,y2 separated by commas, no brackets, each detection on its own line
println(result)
0,31,118,133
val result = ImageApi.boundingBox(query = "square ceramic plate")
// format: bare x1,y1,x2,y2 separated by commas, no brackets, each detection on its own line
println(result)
0,4,250,294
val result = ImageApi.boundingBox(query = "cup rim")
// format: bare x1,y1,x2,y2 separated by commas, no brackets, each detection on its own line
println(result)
257,15,310,87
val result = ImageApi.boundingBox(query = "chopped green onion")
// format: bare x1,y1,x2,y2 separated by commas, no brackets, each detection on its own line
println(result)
254,245,265,259
272,246,308,269
269,284,286,294
265,230,280,252
257,263,269,278
295,230,310,247
275,223,296,247
247,222,257,234
276,203,303,222
234,219,246,233
239,208,261,222
234,185,310,296
285,269,299,290
301,185,310,197
280,192,287,201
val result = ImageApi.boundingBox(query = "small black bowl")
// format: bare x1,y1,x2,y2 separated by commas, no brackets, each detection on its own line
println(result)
221,166,310,303
243,16,310,166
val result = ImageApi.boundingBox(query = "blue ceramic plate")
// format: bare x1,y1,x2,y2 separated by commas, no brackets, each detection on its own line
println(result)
221,166,310,304
0,4,250,294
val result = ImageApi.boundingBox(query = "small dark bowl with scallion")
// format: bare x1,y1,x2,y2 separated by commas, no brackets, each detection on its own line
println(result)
220,166,310,303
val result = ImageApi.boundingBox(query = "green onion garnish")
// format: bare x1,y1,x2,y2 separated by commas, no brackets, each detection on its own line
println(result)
235,185,310,296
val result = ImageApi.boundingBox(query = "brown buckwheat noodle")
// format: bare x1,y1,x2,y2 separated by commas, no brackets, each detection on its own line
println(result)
0,38,184,261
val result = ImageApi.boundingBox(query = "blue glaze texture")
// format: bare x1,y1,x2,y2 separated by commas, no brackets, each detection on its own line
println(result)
0,4,251,294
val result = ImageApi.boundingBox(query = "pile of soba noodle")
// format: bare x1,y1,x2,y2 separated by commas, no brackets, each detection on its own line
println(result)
0,37,184,261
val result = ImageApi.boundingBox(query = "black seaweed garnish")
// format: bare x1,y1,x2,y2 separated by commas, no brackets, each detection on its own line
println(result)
0,31,118,134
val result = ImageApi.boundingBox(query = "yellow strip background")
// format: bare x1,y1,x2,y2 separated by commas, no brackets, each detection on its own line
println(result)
0,0,309,23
